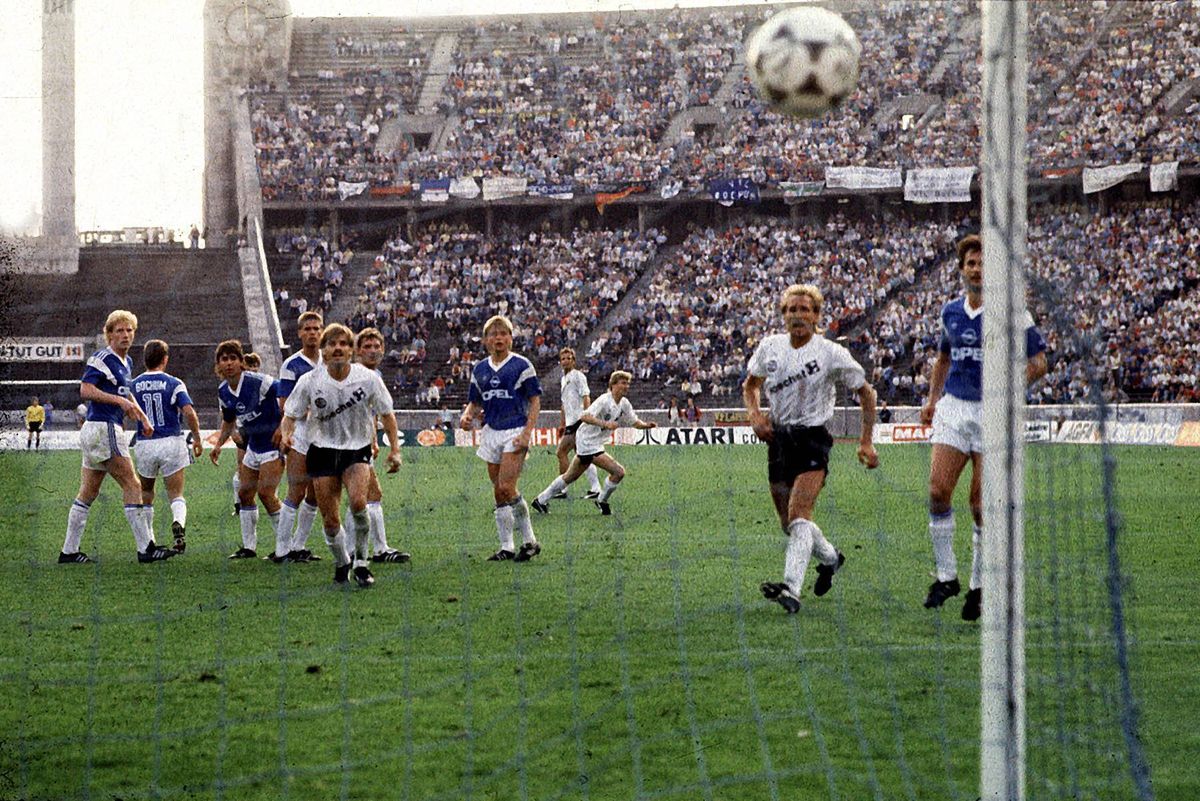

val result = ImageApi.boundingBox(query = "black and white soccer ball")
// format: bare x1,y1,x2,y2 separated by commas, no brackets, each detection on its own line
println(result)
745,6,861,119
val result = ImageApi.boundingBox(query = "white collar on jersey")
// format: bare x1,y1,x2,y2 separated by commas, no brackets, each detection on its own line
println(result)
963,296,984,318
488,353,515,371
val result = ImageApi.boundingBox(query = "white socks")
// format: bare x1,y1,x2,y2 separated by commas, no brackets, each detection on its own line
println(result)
367,501,388,553
239,505,259,551
351,508,370,565
598,477,620,503
511,497,536,546
142,505,156,545
276,500,297,556
170,497,187,528
783,518,815,596
293,500,319,550
585,464,601,493
125,504,152,552
494,503,516,552
969,523,983,591
324,526,350,567
930,511,958,582
63,499,91,554
537,476,568,505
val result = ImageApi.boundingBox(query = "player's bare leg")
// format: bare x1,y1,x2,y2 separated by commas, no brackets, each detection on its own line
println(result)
925,444,972,608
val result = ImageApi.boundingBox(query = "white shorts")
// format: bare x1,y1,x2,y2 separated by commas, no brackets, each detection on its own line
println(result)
133,437,192,479
243,446,282,470
930,394,983,454
80,421,130,470
290,419,311,456
475,425,525,464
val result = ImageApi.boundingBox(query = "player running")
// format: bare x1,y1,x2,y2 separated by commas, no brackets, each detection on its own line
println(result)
210,340,284,559
554,348,602,500
533,370,656,516
131,339,203,553
920,234,1047,620
281,324,402,588
743,284,879,614
460,315,542,562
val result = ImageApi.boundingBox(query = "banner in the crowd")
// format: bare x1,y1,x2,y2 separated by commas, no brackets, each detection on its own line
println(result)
659,179,682,199
420,178,451,203
369,185,411,197
824,166,902,190
336,180,369,201
1150,161,1179,192
1041,166,1082,179
904,167,976,203
780,181,825,203
0,338,86,362
595,185,644,213
449,177,480,199
482,176,528,201
528,183,575,200
708,178,760,206
1082,162,1143,194
1026,421,1052,443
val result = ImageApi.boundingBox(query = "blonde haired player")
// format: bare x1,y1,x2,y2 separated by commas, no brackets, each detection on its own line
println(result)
743,285,879,614
460,315,542,562
532,370,655,516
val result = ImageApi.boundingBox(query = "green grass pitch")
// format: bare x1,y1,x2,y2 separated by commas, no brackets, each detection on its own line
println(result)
0,443,1195,801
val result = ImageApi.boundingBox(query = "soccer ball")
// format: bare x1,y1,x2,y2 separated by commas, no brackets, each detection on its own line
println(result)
745,6,861,119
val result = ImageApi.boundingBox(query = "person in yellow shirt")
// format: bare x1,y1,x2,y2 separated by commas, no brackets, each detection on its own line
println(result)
25,396,45,449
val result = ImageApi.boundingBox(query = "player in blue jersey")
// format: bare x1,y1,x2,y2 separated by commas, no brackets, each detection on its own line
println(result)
210,340,284,559
132,340,203,553
460,315,542,562
354,327,409,563
272,311,325,563
920,234,1048,620
229,351,262,518
59,310,176,564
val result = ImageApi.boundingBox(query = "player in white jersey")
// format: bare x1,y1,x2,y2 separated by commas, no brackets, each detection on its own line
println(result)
533,370,656,516
354,327,409,563
920,234,1048,619
460,315,542,562
554,348,602,499
743,284,879,614
59,309,171,564
132,339,204,553
282,324,402,588
273,311,325,563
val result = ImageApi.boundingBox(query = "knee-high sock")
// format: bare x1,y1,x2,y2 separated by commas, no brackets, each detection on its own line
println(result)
170,497,187,527
585,464,601,493
494,503,516,552
930,510,957,582
367,501,388,552
808,519,839,566
275,500,297,555
783,518,815,596
598,476,620,503
239,505,259,551
351,508,371,564
512,496,536,546
324,525,350,567
231,473,240,503
537,476,568,505
126,504,152,551
63,499,91,554
142,505,156,545
969,523,983,591
293,500,319,550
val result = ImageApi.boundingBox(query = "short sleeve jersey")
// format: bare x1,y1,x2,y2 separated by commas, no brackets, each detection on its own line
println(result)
575,392,637,456
81,347,135,425
278,352,321,400
218,370,282,453
746,334,866,427
560,368,591,426
468,353,541,431
939,299,1047,402
131,371,194,440
283,363,394,451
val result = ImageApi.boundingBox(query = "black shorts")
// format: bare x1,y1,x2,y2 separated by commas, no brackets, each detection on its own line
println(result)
27,421,42,433
306,444,372,478
768,424,833,485
575,450,601,466
562,420,582,437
